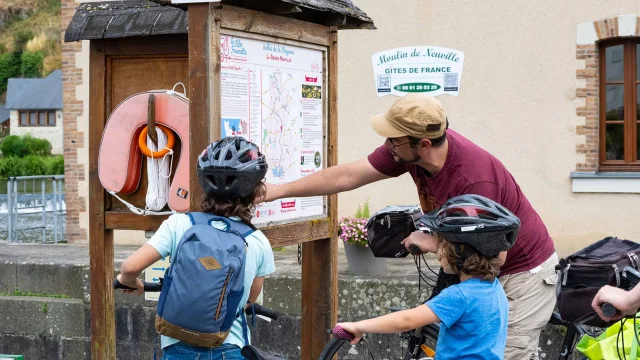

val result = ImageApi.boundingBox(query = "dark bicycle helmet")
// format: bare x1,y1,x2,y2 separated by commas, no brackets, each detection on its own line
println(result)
416,194,520,257
197,136,268,198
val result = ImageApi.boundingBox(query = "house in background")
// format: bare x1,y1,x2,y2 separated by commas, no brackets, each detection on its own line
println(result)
0,103,10,134
4,70,63,154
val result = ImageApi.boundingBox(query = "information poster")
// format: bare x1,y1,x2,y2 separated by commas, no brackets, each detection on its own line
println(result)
372,46,465,97
220,35,325,224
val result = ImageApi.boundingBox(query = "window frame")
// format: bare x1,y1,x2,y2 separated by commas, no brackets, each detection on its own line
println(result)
598,38,640,171
17,110,57,127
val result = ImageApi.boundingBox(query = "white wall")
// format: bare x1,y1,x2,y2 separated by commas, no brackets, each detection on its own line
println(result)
336,1,640,255
10,110,64,154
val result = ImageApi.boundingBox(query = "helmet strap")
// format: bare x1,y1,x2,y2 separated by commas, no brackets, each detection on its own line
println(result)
454,243,469,269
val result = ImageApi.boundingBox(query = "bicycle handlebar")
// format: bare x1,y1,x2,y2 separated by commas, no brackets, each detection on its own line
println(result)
113,278,163,292
600,266,640,318
601,303,617,317
332,325,355,341
248,303,280,321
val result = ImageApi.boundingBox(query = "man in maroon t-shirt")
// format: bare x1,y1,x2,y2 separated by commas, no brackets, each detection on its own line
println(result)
263,94,557,360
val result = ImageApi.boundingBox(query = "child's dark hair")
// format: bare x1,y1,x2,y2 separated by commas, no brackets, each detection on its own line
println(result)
437,235,501,281
200,182,266,224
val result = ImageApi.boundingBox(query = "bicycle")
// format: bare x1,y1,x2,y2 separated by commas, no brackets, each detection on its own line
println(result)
317,265,640,360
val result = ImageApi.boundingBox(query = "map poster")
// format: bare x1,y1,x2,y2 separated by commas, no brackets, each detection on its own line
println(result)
220,35,326,224
371,46,465,97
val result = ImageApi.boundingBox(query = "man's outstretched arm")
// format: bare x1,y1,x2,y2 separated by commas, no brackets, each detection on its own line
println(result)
261,157,389,203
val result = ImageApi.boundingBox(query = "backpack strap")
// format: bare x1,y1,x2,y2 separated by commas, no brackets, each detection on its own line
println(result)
240,310,250,345
224,218,257,240
189,213,257,241
242,223,257,239
237,303,257,346
187,211,215,226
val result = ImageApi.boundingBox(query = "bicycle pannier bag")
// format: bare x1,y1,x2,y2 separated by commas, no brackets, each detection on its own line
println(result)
365,205,422,258
556,236,640,327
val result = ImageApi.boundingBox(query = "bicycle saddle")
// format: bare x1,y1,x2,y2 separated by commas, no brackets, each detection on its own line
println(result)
240,345,286,360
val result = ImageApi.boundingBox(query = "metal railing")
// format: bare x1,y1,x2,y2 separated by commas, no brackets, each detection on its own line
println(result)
7,175,66,243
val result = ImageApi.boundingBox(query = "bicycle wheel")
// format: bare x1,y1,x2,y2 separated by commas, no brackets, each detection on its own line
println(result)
318,324,439,360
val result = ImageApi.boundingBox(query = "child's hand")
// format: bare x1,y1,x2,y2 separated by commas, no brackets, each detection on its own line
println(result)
116,274,144,295
335,322,363,345
401,231,437,254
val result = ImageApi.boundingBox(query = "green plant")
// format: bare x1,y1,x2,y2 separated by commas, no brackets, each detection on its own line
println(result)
0,289,70,298
1,135,28,157
20,51,44,78
354,198,371,219
0,154,63,177
0,51,21,93
13,28,34,51
23,135,52,156
42,303,47,313
22,155,47,175
44,155,64,175
338,217,368,247
0,156,26,177
339,199,372,247
1,135,52,157
40,0,61,13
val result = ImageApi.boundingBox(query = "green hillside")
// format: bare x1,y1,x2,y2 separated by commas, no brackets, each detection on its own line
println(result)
0,0,61,96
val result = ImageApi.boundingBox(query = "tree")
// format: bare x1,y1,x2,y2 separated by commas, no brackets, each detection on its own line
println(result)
20,51,44,78
0,52,21,93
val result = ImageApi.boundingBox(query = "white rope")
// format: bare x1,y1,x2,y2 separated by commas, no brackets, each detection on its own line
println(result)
146,127,173,211
108,128,176,216
108,190,174,216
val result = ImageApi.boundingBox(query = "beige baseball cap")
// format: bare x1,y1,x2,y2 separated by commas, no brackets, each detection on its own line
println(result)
370,94,447,139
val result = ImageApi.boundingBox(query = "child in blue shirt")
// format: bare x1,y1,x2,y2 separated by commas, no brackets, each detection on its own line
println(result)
116,137,275,360
336,194,520,360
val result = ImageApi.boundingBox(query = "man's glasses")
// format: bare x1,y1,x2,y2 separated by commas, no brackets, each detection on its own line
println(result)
387,138,413,150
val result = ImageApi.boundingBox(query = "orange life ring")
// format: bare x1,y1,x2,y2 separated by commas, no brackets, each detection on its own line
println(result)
138,124,175,158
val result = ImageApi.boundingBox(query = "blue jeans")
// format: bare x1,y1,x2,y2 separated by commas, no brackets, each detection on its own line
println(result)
161,342,244,360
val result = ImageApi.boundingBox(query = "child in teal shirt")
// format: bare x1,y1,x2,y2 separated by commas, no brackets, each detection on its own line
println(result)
116,137,275,359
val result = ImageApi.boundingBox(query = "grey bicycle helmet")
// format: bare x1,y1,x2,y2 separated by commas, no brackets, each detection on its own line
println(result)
416,194,520,257
197,137,268,198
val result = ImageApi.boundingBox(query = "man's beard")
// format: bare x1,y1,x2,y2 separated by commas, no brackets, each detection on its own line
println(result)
392,150,421,164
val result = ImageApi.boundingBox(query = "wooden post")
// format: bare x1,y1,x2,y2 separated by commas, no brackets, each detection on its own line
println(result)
300,26,339,359
188,3,222,209
88,41,116,359
328,26,339,326
209,3,222,141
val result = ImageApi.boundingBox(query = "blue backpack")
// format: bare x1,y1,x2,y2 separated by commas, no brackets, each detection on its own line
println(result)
155,212,255,347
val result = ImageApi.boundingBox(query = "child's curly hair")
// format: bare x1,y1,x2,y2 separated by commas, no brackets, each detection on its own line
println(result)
200,182,266,225
436,235,501,281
